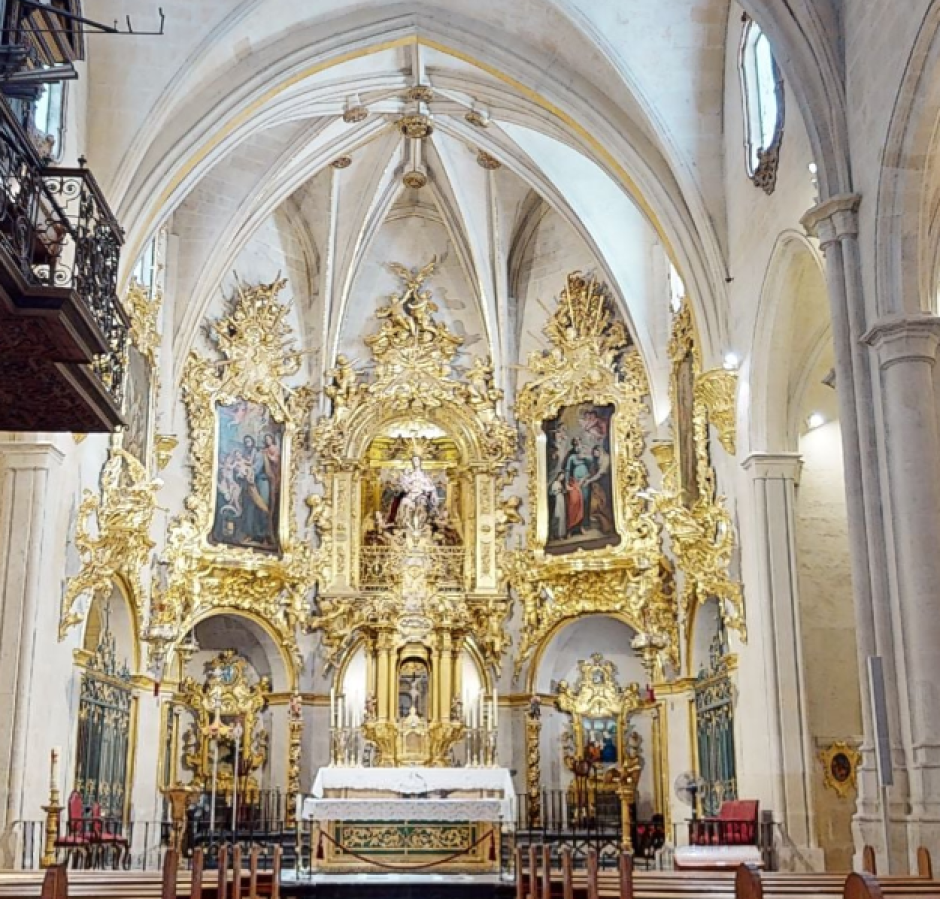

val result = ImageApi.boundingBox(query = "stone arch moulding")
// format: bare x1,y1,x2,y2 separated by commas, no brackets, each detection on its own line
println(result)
79,576,143,674
747,229,827,456
184,607,298,694
523,612,640,696
875,4,940,318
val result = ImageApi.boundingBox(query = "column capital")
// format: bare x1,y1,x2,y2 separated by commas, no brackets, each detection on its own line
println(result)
863,314,940,369
0,441,65,472
742,452,803,481
801,193,861,246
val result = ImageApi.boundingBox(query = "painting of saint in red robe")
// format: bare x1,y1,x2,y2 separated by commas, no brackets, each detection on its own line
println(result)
542,403,620,555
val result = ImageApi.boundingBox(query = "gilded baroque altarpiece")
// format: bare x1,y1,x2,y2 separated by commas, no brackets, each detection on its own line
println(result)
508,272,678,679
308,260,518,678
149,278,319,671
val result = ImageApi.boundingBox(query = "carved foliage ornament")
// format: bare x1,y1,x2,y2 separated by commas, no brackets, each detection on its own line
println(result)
510,272,676,677
60,448,160,638
155,278,319,671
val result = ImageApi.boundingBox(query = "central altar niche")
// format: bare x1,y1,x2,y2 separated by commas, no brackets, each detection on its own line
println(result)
310,259,517,769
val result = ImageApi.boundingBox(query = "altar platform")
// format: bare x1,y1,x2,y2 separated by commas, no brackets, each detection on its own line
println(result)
300,767,515,877
281,871,515,899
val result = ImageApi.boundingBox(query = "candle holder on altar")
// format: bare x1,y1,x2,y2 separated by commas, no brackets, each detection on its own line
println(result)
40,749,62,869
161,784,200,852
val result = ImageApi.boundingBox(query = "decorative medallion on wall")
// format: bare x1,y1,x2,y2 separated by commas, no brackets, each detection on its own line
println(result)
819,741,861,799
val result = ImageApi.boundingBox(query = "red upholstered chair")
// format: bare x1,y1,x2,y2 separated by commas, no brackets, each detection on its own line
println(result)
690,799,759,846
89,801,130,869
53,791,92,867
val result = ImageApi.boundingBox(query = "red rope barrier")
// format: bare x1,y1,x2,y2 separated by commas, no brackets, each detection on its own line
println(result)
317,826,496,871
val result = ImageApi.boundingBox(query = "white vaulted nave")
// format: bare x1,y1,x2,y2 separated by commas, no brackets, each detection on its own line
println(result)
1,1,940,896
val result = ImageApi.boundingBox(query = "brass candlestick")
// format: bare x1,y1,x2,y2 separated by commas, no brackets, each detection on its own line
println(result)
161,784,199,853
40,749,62,868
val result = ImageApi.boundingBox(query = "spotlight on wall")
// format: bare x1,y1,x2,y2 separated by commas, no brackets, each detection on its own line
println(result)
723,352,740,371
807,412,825,430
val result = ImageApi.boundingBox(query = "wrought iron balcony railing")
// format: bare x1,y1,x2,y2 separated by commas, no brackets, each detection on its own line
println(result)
0,95,127,407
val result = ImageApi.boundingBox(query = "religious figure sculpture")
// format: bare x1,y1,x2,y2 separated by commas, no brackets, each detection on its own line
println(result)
393,454,440,530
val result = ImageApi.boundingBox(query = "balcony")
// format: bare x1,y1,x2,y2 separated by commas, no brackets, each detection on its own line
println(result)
0,96,128,432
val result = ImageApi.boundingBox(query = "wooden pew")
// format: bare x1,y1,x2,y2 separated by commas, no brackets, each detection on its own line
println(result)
0,842,276,899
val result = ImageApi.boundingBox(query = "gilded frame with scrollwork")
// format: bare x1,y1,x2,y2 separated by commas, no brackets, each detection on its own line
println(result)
508,272,677,678
153,278,319,670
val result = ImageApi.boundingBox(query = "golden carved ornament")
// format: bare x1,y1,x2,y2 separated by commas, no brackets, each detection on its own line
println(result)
397,113,433,139
525,699,542,827
312,258,515,468
154,278,319,671
510,271,677,678
154,435,178,471
657,299,745,641
124,278,163,368
695,369,738,456
818,741,861,799
60,448,160,639
555,653,642,722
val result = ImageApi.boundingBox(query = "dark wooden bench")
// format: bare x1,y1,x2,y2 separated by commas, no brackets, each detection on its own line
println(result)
0,845,281,899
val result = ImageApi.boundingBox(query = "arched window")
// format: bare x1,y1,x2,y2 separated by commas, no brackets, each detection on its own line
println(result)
739,17,784,193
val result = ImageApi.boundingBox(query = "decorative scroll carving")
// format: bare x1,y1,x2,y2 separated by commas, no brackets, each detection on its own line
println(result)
152,278,319,671
124,279,163,368
286,693,304,827
695,369,738,456
60,448,160,638
510,272,676,678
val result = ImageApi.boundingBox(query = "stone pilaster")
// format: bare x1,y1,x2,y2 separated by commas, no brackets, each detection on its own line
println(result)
864,314,940,855
742,452,823,867
0,440,65,864
802,197,910,870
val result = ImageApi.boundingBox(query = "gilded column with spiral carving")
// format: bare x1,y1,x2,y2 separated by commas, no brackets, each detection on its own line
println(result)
525,696,542,827
286,694,304,828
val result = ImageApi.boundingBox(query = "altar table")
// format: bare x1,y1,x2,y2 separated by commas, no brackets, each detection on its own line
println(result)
301,767,515,874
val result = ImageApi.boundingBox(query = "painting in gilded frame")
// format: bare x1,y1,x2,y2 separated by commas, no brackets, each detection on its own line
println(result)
582,715,620,767
120,344,153,466
209,399,284,554
542,402,619,555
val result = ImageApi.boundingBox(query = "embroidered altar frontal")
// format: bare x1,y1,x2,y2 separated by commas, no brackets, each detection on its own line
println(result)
320,819,499,872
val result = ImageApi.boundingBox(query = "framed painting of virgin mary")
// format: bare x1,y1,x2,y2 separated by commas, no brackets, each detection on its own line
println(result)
542,402,620,555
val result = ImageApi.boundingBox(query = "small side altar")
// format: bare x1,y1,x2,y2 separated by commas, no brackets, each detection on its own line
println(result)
302,767,514,874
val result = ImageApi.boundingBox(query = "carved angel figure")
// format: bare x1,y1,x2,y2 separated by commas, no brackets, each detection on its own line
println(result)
324,354,358,415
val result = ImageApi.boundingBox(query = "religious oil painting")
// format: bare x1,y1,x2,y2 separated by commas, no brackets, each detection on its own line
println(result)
582,715,620,767
210,399,284,554
121,344,153,466
543,403,620,555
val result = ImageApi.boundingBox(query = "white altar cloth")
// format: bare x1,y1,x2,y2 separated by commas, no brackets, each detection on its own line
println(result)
303,798,506,823
304,766,516,824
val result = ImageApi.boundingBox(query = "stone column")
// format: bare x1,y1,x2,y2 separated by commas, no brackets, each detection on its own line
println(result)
864,315,940,852
802,197,910,867
742,452,822,866
0,440,65,863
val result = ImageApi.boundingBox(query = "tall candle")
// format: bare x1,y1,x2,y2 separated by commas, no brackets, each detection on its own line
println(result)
50,747,60,790
493,688,498,727
330,689,336,728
